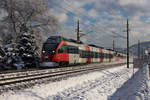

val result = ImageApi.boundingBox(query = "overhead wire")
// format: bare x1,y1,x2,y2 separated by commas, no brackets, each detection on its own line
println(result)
50,0,127,43
50,0,83,18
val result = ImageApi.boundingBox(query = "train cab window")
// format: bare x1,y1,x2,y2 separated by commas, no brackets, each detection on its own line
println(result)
46,36,61,44
42,43,58,54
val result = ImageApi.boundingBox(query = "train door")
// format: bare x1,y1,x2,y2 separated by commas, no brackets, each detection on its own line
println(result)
68,46,79,64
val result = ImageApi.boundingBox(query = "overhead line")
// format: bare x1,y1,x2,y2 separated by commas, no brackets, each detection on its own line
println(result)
50,1,79,17
50,1,126,40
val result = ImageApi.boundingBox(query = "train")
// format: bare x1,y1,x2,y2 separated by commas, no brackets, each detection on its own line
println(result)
41,36,126,67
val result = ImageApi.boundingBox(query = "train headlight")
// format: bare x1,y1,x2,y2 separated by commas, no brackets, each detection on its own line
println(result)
42,51,45,53
52,51,55,53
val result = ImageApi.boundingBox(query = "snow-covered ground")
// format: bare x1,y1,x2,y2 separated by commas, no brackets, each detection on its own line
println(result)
0,64,150,100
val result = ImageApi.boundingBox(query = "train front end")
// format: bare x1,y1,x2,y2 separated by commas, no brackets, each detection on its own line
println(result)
41,36,61,67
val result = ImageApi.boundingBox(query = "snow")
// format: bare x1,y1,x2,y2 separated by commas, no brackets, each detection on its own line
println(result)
109,64,150,100
0,64,150,100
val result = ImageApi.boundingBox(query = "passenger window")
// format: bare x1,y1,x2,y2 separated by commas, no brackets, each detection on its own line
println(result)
58,48,63,53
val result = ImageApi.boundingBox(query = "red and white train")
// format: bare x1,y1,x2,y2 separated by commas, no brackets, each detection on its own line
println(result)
41,36,126,67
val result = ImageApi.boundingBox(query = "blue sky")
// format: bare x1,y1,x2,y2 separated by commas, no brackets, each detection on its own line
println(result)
49,0,150,48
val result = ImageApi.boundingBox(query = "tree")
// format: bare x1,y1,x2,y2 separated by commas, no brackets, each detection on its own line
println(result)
16,31,39,67
0,0,59,53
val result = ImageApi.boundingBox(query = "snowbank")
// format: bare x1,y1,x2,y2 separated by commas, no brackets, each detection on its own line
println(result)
109,64,150,100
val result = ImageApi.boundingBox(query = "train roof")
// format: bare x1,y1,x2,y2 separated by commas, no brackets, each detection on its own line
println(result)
47,36,104,48
47,36,84,44
88,44,104,49
106,48,114,51
67,39,84,44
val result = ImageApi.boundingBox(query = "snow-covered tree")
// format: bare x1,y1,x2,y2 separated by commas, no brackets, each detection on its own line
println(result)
0,0,60,69
0,31,40,69
0,0,59,53
16,31,39,68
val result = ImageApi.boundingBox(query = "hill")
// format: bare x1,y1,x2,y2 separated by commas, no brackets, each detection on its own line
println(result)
129,41,150,56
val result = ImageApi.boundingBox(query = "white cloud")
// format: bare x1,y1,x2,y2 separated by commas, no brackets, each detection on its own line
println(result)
131,31,140,37
57,13,68,23
85,20,90,25
88,9,99,18
119,0,148,6
49,9,68,24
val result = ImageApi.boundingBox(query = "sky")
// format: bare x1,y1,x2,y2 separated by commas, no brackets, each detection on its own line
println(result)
48,0,150,48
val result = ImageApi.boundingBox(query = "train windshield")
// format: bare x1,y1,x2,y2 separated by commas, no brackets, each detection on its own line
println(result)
42,36,61,54
46,36,61,44
42,43,58,54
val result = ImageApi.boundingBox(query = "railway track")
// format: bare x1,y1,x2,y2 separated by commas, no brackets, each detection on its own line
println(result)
0,62,128,94
0,61,128,79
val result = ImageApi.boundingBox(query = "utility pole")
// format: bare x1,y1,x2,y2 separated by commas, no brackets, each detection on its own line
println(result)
138,40,140,59
142,48,144,59
127,19,129,68
113,40,115,51
77,19,80,42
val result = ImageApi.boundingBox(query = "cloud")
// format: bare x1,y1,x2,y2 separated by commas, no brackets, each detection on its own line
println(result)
49,9,68,24
50,0,150,48
88,9,99,18
57,13,68,23
85,20,90,25
131,31,140,37
119,0,147,6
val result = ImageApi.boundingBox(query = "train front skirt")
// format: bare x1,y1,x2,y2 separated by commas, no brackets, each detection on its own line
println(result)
40,62,59,67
